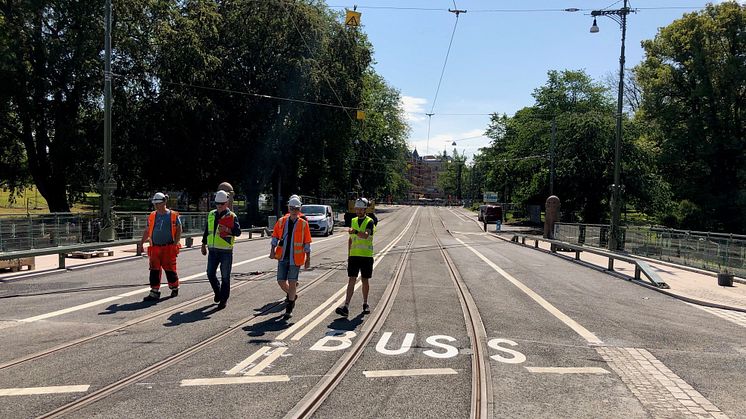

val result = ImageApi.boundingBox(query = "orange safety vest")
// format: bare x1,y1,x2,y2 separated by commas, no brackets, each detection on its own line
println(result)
147,210,180,244
272,215,312,265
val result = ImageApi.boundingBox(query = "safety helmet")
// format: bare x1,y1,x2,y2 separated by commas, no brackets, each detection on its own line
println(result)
354,198,367,209
151,192,167,204
214,190,230,204
288,196,302,207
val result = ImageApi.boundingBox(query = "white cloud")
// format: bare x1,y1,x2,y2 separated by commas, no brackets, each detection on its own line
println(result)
400,96,428,122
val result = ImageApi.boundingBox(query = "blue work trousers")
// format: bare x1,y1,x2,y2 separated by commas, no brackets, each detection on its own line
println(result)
207,250,233,304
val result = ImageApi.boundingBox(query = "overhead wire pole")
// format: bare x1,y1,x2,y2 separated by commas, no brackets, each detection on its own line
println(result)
99,0,116,241
590,0,635,251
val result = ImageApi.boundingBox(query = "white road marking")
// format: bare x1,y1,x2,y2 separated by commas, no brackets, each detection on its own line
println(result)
244,347,287,376
226,346,271,375
455,237,603,345
180,376,289,386
16,239,347,323
0,385,90,396
525,367,609,374
363,368,458,378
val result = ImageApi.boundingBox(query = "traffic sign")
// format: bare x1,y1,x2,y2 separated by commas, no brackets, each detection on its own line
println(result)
345,10,361,27
483,192,498,203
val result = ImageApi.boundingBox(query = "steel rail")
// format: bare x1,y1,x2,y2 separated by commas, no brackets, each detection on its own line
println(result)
432,207,493,419
284,213,422,419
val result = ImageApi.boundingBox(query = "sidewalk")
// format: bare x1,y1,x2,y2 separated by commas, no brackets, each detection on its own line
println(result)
0,235,263,281
493,230,746,312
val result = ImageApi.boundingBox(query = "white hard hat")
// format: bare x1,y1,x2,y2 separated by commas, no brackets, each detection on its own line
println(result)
354,198,367,209
288,196,302,207
151,192,166,204
214,190,230,203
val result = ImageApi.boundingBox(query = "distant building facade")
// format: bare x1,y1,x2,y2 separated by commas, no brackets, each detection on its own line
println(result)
405,148,451,200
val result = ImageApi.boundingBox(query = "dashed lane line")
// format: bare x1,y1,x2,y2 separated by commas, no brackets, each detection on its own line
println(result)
524,367,609,374
362,368,458,378
180,376,289,386
0,385,90,396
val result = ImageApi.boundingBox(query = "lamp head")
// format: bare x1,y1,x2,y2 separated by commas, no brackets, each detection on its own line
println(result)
590,18,600,33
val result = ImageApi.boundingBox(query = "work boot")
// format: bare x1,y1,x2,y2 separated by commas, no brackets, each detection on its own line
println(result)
170,287,179,298
143,290,160,302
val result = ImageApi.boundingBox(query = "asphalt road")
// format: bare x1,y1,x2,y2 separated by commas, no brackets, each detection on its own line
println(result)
0,206,744,418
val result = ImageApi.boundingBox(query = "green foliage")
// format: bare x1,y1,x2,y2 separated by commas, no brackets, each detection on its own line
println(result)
636,2,746,232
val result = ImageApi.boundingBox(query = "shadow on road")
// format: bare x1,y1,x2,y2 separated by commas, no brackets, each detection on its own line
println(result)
163,304,220,326
99,296,177,315
328,312,365,331
243,313,292,337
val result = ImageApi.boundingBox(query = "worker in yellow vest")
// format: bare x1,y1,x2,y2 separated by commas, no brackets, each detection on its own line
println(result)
201,190,241,309
335,198,375,317
270,195,312,319
140,192,182,302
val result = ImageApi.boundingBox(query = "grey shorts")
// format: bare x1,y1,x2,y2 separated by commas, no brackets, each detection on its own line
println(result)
277,260,300,281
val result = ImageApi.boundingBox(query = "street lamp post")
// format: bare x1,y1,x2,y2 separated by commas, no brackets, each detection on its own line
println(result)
590,0,634,251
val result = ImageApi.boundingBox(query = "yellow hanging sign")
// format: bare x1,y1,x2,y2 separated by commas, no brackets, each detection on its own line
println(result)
356,110,366,120
345,10,361,27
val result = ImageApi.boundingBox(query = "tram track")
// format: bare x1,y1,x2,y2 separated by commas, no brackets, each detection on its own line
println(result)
432,207,493,419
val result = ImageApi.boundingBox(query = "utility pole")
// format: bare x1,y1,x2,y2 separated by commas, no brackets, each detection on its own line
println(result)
99,0,116,241
590,0,634,251
550,118,556,196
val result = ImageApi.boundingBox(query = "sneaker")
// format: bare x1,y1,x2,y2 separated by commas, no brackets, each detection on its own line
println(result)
282,312,292,320
213,293,220,304
335,305,349,317
217,302,226,310
170,288,179,298
143,290,160,301
362,303,370,314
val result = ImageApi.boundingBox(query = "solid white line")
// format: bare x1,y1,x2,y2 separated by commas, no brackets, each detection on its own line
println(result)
363,368,458,378
19,250,278,323
180,375,289,386
525,367,610,374
454,237,604,345
0,385,90,396
226,346,271,375
288,208,421,341
245,347,287,376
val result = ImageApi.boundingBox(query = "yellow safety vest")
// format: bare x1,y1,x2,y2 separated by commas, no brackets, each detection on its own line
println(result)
349,216,374,257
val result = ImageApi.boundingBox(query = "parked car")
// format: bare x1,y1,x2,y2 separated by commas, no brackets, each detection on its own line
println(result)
301,204,334,236
480,205,502,223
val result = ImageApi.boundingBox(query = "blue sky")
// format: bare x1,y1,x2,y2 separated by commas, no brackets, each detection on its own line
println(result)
327,0,741,161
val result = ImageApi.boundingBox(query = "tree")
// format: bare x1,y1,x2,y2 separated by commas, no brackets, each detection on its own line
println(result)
636,2,746,232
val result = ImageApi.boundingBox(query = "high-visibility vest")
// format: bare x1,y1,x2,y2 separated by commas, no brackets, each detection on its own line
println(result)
349,216,374,257
147,210,180,244
207,209,237,250
272,215,312,265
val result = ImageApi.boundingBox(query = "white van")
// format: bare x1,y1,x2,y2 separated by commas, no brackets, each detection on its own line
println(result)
300,204,334,236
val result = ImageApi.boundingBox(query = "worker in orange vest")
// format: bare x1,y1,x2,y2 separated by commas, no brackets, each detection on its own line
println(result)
270,195,312,319
140,192,182,301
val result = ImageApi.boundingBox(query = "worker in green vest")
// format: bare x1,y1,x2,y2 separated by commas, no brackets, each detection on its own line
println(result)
335,198,375,317
201,190,241,309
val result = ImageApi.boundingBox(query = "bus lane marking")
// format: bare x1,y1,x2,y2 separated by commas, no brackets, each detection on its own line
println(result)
525,367,609,374
180,376,289,386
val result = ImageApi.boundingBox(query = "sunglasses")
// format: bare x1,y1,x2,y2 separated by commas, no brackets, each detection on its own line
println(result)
214,202,226,206
289,207,301,211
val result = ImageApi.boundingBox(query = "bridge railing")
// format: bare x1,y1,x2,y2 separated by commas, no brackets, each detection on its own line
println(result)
554,223,745,278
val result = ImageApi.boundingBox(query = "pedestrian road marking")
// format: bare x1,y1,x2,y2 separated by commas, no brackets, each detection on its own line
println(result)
226,346,271,375
363,368,458,378
0,385,90,396
180,376,289,387
525,367,609,374
454,237,603,345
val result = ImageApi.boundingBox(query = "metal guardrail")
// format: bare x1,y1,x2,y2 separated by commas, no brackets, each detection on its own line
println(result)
510,233,669,289
554,223,745,278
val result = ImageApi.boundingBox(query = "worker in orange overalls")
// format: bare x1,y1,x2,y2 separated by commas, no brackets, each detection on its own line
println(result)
140,192,182,301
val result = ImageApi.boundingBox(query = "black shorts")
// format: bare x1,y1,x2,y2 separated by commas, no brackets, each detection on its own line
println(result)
347,256,373,278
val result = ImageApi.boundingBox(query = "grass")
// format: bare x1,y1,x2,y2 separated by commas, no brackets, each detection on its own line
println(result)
0,187,94,214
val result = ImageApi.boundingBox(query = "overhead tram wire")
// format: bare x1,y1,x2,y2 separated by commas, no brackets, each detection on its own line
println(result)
426,7,464,154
